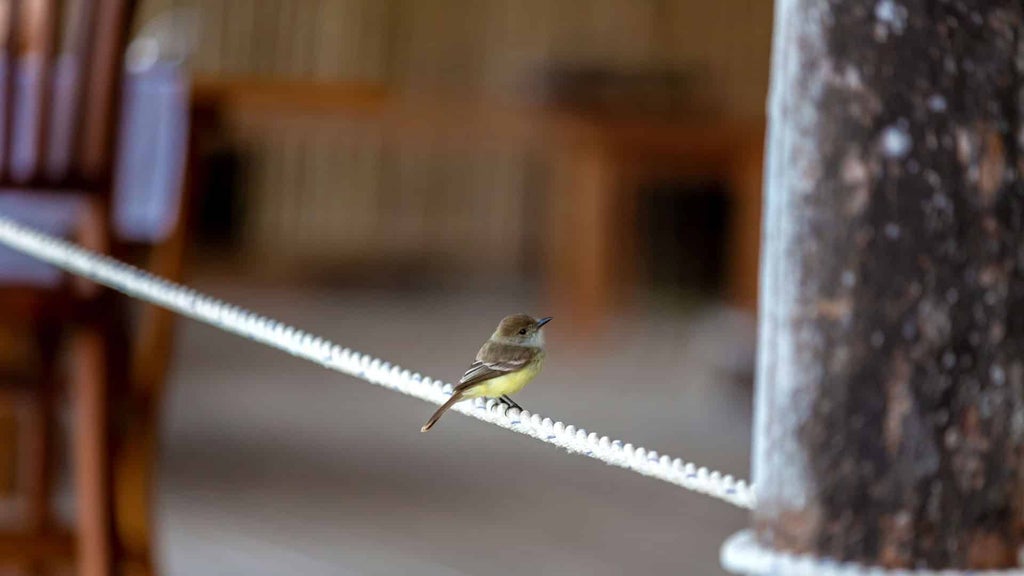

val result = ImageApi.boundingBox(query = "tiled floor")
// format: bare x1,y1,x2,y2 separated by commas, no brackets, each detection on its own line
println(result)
156,282,756,575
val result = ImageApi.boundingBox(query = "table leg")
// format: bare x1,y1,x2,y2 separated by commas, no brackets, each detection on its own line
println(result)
725,142,764,313
547,142,622,337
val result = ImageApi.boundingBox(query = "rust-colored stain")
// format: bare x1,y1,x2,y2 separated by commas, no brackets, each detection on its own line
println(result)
815,297,853,321
879,511,913,568
884,353,912,458
955,126,973,166
755,507,823,554
841,151,871,216
978,263,1004,288
952,406,991,493
967,530,1014,568
978,128,1006,205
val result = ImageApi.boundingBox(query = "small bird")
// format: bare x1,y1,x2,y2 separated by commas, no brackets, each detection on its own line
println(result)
421,314,552,432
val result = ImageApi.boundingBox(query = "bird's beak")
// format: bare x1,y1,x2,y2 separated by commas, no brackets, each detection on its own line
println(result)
536,317,553,328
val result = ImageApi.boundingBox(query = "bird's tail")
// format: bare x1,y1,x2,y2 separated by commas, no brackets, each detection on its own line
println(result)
421,391,465,432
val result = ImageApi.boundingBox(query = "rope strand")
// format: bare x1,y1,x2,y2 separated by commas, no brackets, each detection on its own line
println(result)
0,213,756,510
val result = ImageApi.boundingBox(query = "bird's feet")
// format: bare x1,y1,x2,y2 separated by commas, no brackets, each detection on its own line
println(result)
498,395,523,411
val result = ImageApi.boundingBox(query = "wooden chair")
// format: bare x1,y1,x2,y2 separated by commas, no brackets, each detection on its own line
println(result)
0,1,189,575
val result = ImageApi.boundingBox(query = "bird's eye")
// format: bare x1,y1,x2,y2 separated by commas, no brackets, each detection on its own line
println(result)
518,328,527,335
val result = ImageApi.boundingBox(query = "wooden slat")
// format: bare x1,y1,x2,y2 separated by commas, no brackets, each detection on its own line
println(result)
30,0,61,184
78,0,133,183
65,0,98,183
0,0,21,181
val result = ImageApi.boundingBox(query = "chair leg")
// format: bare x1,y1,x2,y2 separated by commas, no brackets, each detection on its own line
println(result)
26,372,54,536
22,327,59,576
0,392,28,576
28,326,58,526
0,396,17,501
70,328,111,576
114,400,157,576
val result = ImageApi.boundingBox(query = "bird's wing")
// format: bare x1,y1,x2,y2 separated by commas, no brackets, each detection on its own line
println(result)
453,342,536,392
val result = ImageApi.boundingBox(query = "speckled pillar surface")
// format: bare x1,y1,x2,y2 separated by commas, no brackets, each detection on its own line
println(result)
753,0,1024,569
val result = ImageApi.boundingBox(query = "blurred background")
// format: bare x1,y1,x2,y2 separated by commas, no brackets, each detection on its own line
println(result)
0,0,772,574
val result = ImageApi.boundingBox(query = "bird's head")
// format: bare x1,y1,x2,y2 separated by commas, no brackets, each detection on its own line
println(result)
492,314,552,347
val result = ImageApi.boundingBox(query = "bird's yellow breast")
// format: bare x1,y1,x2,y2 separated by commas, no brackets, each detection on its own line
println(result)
462,356,544,399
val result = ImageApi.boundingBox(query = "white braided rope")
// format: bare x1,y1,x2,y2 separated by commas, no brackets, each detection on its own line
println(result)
721,530,1024,576
0,213,755,509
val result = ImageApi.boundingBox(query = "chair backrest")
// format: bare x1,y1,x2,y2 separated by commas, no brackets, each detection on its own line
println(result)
112,60,189,243
0,0,137,189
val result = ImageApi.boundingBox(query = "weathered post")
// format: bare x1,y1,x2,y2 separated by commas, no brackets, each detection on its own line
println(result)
751,0,1024,569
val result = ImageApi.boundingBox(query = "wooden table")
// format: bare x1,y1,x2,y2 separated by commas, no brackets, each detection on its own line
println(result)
191,78,764,334
544,114,764,332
